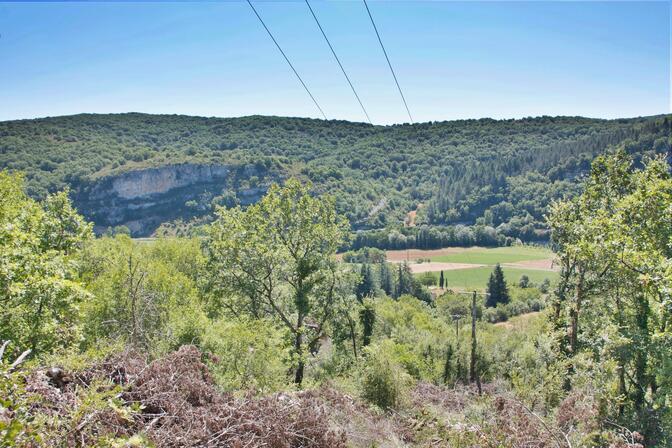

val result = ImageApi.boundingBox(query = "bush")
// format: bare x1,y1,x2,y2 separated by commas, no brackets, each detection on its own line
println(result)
360,341,412,410
483,306,509,324
202,318,289,394
419,272,436,286
518,274,530,288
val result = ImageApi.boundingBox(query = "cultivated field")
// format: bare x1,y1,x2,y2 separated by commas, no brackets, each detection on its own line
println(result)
418,266,558,291
406,261,485,274
394,246,558,291
427,246,552,264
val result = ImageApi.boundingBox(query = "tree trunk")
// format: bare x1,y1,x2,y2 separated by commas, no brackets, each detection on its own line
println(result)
469,291,480,394
294,317,305,385
347,314,358,359
633,293,650,410
569,268,585,354
615,287,626,417
293,307,305,385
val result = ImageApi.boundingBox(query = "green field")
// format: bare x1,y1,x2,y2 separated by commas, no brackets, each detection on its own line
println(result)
429,246,553,264
418,266,558,291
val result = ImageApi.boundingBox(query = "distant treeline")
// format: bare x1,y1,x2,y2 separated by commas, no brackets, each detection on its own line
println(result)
350,224,519,251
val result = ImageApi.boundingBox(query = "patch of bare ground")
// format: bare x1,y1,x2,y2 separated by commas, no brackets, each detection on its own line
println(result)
503,258,558,271
407,262,485,274
385,247,475,262
404,203,423,227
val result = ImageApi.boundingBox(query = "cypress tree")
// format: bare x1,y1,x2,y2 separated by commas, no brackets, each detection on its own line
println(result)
395,261,413,298
359,301,376,347
439,270,445,289
356,263,376,301
396,263,405,298
379,260,394,296
486,263,509,307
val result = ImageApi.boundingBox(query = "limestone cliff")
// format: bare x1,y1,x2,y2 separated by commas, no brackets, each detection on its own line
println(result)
75,163,266,236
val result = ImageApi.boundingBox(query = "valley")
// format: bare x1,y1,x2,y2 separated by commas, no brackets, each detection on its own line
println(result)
0,110,670,448
2,1,669,446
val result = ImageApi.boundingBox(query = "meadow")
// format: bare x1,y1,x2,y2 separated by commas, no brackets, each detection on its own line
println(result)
401,246,557,290
418,265,557,291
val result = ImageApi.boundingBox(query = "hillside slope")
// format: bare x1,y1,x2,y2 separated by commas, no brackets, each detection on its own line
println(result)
0,113,669,236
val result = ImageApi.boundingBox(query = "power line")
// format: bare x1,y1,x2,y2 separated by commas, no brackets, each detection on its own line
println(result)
362,0,413,124
246,0,327,120
305,0,372,124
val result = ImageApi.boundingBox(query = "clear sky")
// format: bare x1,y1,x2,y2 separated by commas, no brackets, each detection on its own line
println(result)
0,1,669,124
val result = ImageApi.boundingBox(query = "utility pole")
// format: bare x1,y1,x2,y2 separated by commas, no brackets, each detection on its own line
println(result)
449,313,463,383
469,290,482,395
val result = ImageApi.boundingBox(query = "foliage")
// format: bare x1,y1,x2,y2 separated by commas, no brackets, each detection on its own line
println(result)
0,343,35,447
482,286,545,323
201,318,290,394
1,113,668,240
355,263,377,300
419,271,437,287
341,246,386,263
206,179,350,384
374,296,452,382
486,263,510,307
0,171,92,354
78,235,207,354
2,145,671,445
518,274,530,288
547,149,672,445
360,340,412,410
393,262,432,302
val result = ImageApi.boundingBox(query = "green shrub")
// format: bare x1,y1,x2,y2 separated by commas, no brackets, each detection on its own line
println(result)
360,340,412,410
202,318,290,394
419,272,436,286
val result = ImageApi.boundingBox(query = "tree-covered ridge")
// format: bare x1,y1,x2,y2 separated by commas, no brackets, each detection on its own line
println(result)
0,113,669,235
1,151,670,446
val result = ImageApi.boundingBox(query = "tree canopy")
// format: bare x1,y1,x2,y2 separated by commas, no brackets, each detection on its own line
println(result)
1,113,668,239
206,179,350,384
0,171,92,354
548,150,672,441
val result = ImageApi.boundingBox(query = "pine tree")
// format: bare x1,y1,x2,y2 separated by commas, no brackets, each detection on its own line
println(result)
356,263,376,300
486,263,509,307
439,270,445,289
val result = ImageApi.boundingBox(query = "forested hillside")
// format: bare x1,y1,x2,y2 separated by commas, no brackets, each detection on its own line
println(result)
0,113,669,239
2,150,670,447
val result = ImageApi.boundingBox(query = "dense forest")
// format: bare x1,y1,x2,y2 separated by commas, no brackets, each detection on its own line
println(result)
0,113,669,242
1,147,670,447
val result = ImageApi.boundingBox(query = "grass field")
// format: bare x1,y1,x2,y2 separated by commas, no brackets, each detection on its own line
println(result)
427,246,552,264
417,266,558,291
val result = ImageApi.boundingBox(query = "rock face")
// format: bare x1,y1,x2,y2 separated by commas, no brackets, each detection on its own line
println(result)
75,164,266,236
110,164,230,200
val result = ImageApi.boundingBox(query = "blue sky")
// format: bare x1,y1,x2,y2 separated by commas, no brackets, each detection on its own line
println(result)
0,1,669,124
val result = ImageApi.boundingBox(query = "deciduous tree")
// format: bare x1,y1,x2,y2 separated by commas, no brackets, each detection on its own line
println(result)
207,179,349,385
